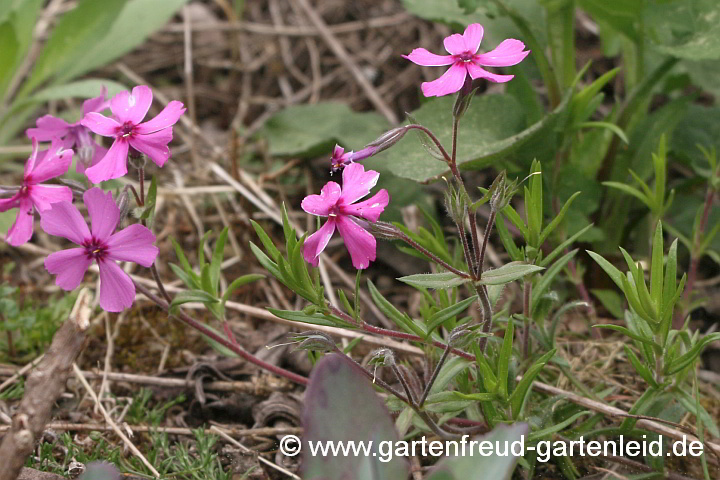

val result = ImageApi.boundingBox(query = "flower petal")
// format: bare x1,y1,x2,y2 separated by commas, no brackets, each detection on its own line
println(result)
421,62,468,97
466,63,514,83
85,138,129,183
301,181,341,216
475,39,530,67
340,189,389,222
106,224,158,267
82,86,109,115
463,23,484,53
128,128,173,167
23,138,40,178
97,260,136,312
302,218,336,267
0,194,20,213
40,200,90,245
81,112,121,137
26,115,70,142
45,248,92,290
84,188,120,240
402,48,455,66
28,145,73,183
110,85,153,125
335,216,376,270
444,33,467,55
5,198,34,246
133,101,186,134
339,163,380,204
28,185,72,212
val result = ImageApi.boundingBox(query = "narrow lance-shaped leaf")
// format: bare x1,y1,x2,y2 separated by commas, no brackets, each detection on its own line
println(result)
477,262,544,286
397,272,468,289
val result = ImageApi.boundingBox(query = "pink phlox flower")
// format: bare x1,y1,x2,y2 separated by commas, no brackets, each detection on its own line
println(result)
330,144,378,171
81,85,186,184
41,188,159,312
0,138,73,246
301,163,389,269
403,23,530,97
26,87,110,174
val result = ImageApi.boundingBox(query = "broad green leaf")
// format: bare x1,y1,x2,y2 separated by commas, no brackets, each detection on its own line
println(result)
262,102,389,157
401,0,488,27
426,423,528,480
477,262,544,286
57,0,190,83
22,0,126,94
644,0,720,61
0,21,19,99
397,272,468,289
366,91,572,183
302,354,409,480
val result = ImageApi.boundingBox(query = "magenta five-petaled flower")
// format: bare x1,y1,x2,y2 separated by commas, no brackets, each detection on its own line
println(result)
26,87,109,174
302,163,389,269
42,188,159,312
0,138,73,246
330,144,378,171
81,85,186,184
403,23,530,97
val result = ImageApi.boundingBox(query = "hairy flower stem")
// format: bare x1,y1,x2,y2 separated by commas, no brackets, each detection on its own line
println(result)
394,229,470,279
418,343,451,407
468,212,482,276
327,305,475,361
391,364,417,405
476,286,494,352
456,218,477,277
134,281,309,385
477,209,496,275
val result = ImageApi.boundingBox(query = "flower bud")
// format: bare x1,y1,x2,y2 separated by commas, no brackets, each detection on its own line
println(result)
288,331,337,353
116,190,130,219
368,348,396,367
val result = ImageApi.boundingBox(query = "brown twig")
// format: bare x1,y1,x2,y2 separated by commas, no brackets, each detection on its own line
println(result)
0,290,92,480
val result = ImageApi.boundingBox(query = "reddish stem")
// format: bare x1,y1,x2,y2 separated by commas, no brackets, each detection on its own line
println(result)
134,281,309,386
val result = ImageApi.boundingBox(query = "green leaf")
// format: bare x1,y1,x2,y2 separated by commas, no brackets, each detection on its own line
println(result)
527,411,591,442
587,250,625,291
20,78,128,104
171,237,194,276
368,280,425,337
0,21,19,99
222,274,265,304
365,91,572,183
427,423,528,480
531,249,577,315
22,0,127,94
168,263,200,291
593,325,661,351
666,333,720,375
509,348,556,418
262,102,390,157
644,0,720,61
497,318,514,399
250,220,281,261
429,357,472,395
209,227,228,296
56,0,190,84
590,289,625,319
602,181,650,207
538,192,580,247
577,121,629,144
425,295,477,337
302,354,410,480
267,308,355,329
169,289,219,314
624,345,658,388
650,221,664,307
539,223,593,268
477,262,544,286
496,216,523,262
674,389,720,438
397,272,468,290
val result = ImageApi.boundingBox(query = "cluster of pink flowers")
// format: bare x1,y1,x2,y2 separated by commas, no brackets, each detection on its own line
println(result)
302,24,527,269
1,85,184,311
